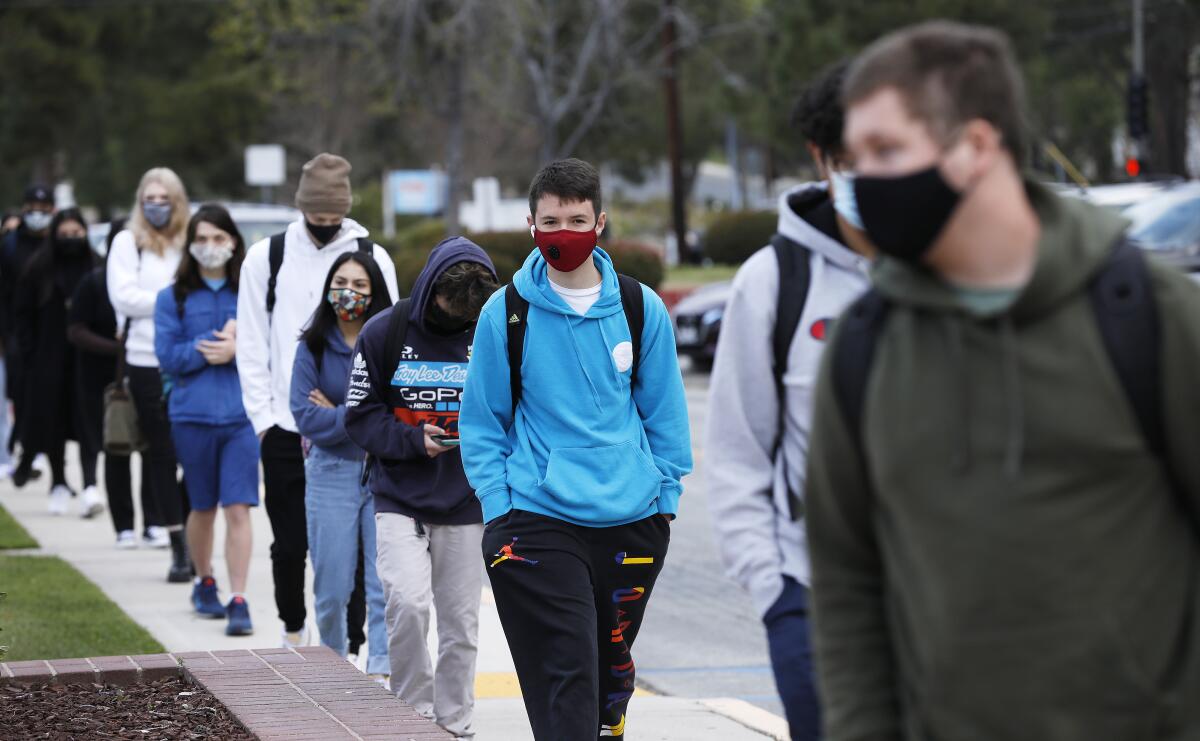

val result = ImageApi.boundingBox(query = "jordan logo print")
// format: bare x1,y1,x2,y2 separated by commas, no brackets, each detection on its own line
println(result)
490,537,539,568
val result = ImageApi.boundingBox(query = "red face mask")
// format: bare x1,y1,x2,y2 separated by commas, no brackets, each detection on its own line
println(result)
532,227,597,272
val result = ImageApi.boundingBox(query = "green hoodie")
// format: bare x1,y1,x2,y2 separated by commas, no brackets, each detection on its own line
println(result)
806,180,1200,741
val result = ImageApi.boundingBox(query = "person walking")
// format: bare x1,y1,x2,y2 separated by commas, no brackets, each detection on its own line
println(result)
68,218,159,548
291,250,395,681
236,153,399,647
2,184,56,485
344,238,498,737
705,60,873,741
107,167,191,582
459,159,692,740
806,21,1200,741
154,204,258,636
12,207,103,516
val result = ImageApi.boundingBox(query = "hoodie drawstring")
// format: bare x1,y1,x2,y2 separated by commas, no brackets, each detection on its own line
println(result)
1000,317,1024,480
564,316,604,411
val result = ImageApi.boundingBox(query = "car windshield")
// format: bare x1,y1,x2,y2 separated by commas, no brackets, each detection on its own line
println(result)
1129,194,1200,251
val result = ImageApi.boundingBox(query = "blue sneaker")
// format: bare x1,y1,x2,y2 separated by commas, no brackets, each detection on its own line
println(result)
191,577,224,618
226,596,253,636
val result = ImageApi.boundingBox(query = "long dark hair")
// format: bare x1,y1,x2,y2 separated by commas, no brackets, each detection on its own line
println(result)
24,208,93,306
300,250,394,366
172,204,245,316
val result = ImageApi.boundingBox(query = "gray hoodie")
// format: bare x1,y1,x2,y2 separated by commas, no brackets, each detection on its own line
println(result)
705,183,870,617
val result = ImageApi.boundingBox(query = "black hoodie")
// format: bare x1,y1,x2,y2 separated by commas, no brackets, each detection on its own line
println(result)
344,237,496,525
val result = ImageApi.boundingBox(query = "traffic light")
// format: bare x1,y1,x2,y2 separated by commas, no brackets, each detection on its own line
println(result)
1128,74,1149,140
1125,157,1142,178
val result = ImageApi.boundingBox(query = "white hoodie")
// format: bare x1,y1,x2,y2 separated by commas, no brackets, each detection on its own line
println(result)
235,217,400,435
106,230,182,368
705,183,870,617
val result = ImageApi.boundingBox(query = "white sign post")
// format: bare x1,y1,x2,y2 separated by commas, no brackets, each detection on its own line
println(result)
245,144,286,203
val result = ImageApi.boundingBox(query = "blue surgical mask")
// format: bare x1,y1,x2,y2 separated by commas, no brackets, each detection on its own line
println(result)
830,170,864,230
143,201,173,230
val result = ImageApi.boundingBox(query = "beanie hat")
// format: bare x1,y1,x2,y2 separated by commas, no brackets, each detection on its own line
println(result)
295,153,352,215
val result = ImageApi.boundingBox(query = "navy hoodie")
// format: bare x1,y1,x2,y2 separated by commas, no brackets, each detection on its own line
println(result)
344,237,496,525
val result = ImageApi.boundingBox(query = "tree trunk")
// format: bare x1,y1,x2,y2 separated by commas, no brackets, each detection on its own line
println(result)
444,52,465,236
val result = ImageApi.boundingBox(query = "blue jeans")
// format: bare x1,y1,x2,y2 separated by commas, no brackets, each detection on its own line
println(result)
304,447,388,674
0,359,11,468
764,576,821,741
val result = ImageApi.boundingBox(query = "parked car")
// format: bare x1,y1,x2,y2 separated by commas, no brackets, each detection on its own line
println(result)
87,202,301,255
1057,179,1180,213
1123,181,1200,274
671,280,732,369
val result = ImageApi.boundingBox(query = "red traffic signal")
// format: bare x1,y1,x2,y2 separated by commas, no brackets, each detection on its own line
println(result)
1125,158,1142,178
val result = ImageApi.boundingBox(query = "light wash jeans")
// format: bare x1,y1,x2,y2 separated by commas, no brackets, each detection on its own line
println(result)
0,359,11,469
304,447,388,675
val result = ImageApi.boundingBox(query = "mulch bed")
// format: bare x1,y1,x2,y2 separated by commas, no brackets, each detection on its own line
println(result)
0,675,255,740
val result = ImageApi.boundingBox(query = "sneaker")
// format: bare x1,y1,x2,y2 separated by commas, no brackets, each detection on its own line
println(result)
143,526,170,549
79,486,105,519
281,625,309,648
368,674,390,690
191,576,224,618
225,597,253,636
48,485,71,516
115,530,138,549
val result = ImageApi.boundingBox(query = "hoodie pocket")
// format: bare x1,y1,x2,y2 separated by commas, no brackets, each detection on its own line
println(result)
538,440,662,522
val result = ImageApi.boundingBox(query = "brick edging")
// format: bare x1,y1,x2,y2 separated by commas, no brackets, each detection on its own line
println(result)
1,646,451,740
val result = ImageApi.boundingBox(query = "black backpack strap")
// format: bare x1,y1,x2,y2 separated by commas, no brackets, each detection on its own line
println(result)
769,234,812,520
832,289,891,453
382,299,412,402
356,237,374,254
266,232,285,316
617,274,645,388
505,283,530,417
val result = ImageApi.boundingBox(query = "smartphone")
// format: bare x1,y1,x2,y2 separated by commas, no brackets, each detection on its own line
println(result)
431,434,461,447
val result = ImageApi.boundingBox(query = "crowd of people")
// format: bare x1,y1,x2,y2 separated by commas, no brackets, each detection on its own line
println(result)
3,17,1198,741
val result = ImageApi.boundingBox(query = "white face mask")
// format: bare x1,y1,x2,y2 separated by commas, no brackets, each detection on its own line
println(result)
189,241,235,270
23,210,52,232
830,170,864,230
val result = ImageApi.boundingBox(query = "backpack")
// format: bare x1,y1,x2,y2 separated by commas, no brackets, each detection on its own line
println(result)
266,232,373,316
503,275,645,417
769,233,813,520
830,239,1182,495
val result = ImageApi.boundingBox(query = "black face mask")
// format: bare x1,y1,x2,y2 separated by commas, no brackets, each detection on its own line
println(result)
306,221,342,246
56,237,90,258
426,302,472,334
854,165,962,264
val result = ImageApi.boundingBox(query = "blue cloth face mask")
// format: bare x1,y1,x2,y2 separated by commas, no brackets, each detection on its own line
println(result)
830,170,864,230
143,201,173,230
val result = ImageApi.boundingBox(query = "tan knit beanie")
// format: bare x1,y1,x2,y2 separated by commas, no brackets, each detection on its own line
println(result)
295,153,353,215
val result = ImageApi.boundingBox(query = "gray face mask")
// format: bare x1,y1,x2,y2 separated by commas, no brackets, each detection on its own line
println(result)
143,201,173,229
23,210,52,232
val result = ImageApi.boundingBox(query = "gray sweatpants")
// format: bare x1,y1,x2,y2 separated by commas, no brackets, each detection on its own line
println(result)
374,513,483,738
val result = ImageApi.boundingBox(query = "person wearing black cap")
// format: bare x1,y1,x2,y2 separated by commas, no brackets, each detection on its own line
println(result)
1,184,56,484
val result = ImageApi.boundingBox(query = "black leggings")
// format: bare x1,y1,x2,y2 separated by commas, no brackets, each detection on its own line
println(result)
126,365,183,528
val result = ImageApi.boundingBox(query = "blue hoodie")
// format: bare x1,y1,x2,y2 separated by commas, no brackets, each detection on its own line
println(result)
290,327,362,461
154,282,248,426
344,237,496,525
459,247,693,527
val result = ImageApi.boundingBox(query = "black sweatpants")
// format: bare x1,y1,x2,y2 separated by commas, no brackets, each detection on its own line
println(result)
126,365,183,528
261,426,308,632
483,509,670,740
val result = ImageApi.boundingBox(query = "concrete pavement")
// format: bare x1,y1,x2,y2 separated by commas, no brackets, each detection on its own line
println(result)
0,446,787,739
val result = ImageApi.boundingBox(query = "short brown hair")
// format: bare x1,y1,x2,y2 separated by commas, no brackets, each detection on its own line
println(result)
433,261,499,318
843,21,1028,161
529,158,602,219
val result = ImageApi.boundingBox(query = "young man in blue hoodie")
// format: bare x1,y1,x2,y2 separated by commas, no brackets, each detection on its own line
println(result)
459,158,693,740
344,238,498,739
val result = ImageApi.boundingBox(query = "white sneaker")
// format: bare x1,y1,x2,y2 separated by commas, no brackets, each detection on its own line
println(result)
116,530,138,549
368,674,390,690
79,486,105,519
143,526,170,549
48,485,71,516
281,625,310,648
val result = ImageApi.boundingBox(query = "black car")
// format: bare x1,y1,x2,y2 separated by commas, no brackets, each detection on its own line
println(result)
670,281,732,369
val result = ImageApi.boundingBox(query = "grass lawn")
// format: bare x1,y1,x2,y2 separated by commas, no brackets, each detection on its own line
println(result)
0,503,37,550
0,555,164,661
663,263,738,288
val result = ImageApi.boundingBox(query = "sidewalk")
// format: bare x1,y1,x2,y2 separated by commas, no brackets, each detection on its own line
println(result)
0,457,785,739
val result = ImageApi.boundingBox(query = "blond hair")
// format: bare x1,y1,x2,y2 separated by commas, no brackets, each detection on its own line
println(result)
127,167,190,255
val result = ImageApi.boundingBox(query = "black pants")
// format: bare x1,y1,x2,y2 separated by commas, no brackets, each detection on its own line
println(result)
126,365,182,528
104,454,158,534
483,510,670,740
261,426,308,632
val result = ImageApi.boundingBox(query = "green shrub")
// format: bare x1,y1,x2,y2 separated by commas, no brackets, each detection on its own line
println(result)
607,240,665,290
702,210,777,265
392,219,448,253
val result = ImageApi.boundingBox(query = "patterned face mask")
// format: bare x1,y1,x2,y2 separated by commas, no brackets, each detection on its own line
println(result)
327,287,371,321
